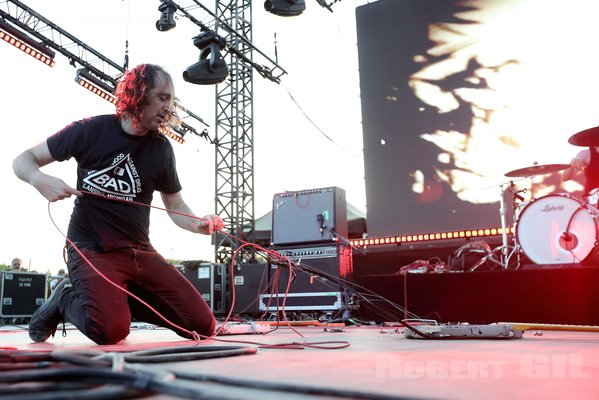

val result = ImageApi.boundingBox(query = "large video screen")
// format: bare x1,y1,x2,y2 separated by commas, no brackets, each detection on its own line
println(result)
356,0,598,237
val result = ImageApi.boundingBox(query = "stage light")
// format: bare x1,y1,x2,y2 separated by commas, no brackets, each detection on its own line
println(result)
156,0,177,32
350,227,511,248
0,20,55,67
264,0,306,17
75,68,116,104
161,128,186,144
160,113,186,144
183,31,228,85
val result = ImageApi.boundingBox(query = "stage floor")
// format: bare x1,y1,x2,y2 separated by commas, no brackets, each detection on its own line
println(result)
1,321,598,399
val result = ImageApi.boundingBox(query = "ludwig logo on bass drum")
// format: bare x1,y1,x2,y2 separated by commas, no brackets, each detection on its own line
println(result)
540,204,565,212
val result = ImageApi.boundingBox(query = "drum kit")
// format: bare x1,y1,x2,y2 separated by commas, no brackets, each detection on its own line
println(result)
498,126,599,268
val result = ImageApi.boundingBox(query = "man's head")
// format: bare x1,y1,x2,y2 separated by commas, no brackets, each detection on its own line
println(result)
11,258,22,270
115,64,175,134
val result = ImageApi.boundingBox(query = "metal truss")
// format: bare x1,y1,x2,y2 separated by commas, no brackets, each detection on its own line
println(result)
1,0,207,138
212,0,255,264
166,0,287,263
0,0,125,86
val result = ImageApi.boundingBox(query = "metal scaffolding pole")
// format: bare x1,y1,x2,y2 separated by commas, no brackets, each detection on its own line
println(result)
213,0,255,264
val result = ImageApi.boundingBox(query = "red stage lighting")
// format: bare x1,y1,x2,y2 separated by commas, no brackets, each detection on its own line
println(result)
161,129,186,144
74,68,116,104
351,226,509,248
0,20,55,67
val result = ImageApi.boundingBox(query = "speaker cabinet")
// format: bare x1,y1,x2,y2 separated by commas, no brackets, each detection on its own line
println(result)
230,263,270,314
181,263,226,316
1,272,47,317
260,242,353,311
271,187,348,246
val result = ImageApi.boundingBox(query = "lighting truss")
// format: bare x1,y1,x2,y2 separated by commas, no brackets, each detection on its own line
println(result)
1,1,209,146
0,19,55,67
75,68,116,104
157,0,287,83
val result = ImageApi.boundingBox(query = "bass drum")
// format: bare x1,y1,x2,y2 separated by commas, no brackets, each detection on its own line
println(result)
516,194,599,265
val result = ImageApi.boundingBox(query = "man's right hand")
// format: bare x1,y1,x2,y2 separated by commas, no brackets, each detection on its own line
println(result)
13,141,81,202
31,173,81,202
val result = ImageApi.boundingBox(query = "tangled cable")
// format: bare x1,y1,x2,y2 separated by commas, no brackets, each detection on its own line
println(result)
0,346,416,400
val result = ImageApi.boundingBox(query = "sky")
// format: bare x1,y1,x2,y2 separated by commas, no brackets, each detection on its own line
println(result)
0,0,369,274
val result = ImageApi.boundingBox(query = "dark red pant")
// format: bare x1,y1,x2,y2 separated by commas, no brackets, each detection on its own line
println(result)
60,245,216,345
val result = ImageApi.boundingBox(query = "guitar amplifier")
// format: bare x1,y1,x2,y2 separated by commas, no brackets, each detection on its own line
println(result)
1,272,47,318
260,242,353,311
271,187,348,246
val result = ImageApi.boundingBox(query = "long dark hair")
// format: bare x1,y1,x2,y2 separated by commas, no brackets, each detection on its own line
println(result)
115,64,173,132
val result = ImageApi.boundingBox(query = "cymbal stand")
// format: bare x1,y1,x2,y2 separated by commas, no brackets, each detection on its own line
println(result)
498,181,525,269
498,183,510,269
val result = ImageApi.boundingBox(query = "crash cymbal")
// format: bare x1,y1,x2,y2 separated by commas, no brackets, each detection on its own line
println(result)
505,163,570,177
568,126,599,146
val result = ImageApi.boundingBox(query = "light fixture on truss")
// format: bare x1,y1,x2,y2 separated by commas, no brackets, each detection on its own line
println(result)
156,0,177,32
162,127,186,144
74,68,116,104
0,19,55,67
264,0,306,17
183,30,229,85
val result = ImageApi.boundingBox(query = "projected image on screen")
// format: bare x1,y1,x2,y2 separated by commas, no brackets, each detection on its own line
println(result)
357,0,597,237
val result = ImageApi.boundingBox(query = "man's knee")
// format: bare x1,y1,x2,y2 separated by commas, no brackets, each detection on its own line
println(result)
85,318,130,345
184,314,217,340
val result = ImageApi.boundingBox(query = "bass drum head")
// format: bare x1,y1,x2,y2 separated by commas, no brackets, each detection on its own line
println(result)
516,194,597,264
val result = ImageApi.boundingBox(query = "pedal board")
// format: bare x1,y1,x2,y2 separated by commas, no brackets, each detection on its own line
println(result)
403,323,523,339
216,321,272,335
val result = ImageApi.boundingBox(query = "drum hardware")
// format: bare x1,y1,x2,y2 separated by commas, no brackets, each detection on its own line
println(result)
586,188,599,207
568,126,599,147
504,162,571,178
498,181,527,269
500,162,576,268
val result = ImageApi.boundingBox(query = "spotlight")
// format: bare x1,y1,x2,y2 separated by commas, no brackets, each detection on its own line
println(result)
75,68,116,104
0,20,56,67
264,0,306,17
156,0,177,32
183,31,228,85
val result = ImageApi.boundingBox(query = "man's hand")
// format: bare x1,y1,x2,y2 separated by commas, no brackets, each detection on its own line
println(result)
31,173,82,202
196,214,225,235
13,142,81,202
570,157,587,170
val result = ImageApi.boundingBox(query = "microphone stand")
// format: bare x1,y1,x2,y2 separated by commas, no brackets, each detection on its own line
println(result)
320,224,365,255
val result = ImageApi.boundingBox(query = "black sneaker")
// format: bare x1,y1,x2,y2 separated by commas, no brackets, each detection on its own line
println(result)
28,278,71,342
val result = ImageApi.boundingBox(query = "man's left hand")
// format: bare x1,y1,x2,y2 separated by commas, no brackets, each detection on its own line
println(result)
197,214,225,235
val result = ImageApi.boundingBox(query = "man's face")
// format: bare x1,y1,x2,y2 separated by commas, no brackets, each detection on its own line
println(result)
11,260,21,269
138,73,175,132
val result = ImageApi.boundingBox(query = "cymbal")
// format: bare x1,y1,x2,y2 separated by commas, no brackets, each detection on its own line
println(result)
568,126,599,146
505,163,570,177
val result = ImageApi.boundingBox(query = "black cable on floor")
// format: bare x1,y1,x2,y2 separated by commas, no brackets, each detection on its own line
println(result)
170,368,424,400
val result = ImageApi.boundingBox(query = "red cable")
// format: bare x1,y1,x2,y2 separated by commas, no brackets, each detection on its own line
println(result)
48,190,298,343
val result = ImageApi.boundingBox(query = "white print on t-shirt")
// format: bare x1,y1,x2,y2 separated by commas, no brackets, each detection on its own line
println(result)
82,153,141,200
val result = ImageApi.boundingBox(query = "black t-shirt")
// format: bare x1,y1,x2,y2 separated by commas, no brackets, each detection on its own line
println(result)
584,147,599,194
47,114,182,250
